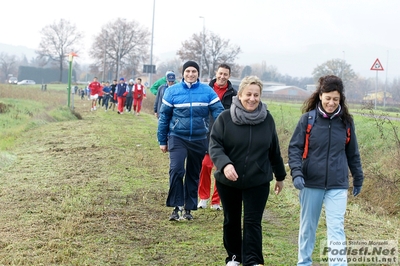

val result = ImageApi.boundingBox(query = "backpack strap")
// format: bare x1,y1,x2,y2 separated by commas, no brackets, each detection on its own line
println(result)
345,123,351,145
302,109,316,159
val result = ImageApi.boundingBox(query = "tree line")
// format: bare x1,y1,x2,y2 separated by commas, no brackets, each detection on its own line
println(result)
1,18,399,103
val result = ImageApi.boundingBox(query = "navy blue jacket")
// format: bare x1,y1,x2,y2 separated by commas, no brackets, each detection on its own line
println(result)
288,110,364,189
116,83,127,97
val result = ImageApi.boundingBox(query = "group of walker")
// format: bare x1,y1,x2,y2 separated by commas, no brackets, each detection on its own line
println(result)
154,60,363,266
88,77,146,115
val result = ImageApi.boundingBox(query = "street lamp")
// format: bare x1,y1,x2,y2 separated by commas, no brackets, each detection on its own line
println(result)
199,16,205,81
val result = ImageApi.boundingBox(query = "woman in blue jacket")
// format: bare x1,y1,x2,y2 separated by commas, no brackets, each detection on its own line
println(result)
288,75,364,266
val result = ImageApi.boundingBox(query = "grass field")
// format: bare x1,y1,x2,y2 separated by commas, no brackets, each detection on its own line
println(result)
0,84,399,265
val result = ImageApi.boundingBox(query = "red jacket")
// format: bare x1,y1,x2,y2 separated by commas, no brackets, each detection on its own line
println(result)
89,81,102,96
133,84,146,99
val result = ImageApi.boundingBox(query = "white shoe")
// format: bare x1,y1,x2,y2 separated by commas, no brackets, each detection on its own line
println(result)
93,106,97,110
211,204,222,210
226,255,240,266
197,199,208,209
91,108,94,111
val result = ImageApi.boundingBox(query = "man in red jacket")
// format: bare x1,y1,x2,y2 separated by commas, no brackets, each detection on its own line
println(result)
198,64,237,210
89,77,102,111
133,78,147,115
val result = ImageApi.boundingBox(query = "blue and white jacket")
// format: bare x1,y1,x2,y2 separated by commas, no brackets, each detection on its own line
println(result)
157,79,224,145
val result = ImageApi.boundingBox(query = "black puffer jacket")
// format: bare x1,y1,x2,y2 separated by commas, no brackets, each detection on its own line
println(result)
288,109,364,189
209,109,286,189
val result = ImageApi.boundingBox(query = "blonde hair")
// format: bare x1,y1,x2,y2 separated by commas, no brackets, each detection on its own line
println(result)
238,76,263,96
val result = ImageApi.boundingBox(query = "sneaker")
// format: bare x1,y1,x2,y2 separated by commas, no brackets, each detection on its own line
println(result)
93,106,97,110
211,204,222,210
91,108,94,111
197,199,208,209
226,255,240,266
183,210,193,220
169,207,180,221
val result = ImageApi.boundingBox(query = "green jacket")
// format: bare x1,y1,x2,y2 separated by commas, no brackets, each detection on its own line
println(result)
150,77,166,95
150,76,177,95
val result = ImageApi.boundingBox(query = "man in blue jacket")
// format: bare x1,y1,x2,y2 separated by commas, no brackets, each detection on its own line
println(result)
157,60,224,221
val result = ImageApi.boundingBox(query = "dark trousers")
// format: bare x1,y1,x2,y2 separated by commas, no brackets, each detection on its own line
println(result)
97,96,103,106
126,96,133,111
216,181,270,265
103,96,110,110
166,135,207,210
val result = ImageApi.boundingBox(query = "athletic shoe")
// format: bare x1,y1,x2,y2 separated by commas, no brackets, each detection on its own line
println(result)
93,106,97,111
91,108,94,111
183,210,193,220
197,199,208,209
211,204,222,210
169,207,180,221
226,255,240,266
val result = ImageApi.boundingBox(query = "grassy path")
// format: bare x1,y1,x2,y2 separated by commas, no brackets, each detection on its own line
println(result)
0,95,398,265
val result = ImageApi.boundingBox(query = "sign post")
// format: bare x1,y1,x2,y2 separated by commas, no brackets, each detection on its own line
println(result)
370,58,384,109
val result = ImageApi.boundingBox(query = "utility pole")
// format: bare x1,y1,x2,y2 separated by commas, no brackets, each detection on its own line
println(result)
199,16,205,81
149,0,155,86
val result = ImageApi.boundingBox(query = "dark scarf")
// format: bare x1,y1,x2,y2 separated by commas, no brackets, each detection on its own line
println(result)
230,96,267,125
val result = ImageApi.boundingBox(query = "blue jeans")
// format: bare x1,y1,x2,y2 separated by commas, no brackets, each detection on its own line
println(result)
298,188,347,266
166,135,207,210
103,95,110,109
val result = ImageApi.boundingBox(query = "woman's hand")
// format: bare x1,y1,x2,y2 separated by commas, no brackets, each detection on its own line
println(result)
274,181,284,195
223,164,238,181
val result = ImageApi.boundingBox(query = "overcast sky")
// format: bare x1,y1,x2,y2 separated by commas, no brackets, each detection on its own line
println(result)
1,0,399,81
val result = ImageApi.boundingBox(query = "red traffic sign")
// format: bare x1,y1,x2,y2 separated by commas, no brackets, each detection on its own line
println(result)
370,58,384,71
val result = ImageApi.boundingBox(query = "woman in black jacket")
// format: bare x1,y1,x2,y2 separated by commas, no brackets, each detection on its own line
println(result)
209,75,286,266
288,75,364,266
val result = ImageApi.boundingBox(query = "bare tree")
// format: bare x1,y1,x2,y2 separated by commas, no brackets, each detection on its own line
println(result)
177,31,241,79
312,59,356,85
0,53,18,82
36,19,83,82
89,18,150,80
155,58,182,80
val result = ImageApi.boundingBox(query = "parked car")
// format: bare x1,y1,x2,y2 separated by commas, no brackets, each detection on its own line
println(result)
17,80,36,85
8,77,18,84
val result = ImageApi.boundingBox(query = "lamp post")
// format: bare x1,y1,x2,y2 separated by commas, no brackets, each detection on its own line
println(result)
149,0,156,86
199,16,205,81
67,52,78,108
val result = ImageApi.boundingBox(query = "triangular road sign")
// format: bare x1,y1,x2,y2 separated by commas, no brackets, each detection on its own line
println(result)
370,58,384,71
